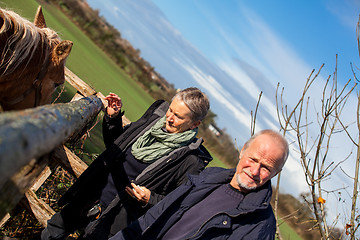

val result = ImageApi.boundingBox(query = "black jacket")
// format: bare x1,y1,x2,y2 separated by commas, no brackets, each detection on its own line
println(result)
112,167,276,240
58,100,212,237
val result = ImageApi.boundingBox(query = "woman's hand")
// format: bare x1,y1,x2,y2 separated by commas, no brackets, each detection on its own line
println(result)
105,93,122,117
125,183,151,205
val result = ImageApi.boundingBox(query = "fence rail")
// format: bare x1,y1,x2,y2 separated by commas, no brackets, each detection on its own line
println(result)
0,67,129,227
0,95,102,186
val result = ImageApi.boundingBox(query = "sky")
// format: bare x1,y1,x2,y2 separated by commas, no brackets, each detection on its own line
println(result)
86,0,360,228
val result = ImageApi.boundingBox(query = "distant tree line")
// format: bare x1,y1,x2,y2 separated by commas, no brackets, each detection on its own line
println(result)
272,191,342,240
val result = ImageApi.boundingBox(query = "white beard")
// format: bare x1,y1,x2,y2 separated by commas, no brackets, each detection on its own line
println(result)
235,172,257,191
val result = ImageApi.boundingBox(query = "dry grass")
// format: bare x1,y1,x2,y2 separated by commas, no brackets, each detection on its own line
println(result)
1,167,76,239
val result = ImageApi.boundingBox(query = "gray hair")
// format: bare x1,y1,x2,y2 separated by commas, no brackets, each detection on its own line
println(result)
243,129,289,170
173,87,210,122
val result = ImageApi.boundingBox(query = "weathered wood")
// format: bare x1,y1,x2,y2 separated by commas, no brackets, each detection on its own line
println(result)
65,68,97,97
96,91,108,109
0,213,10,228
1,67,132,225
0,159,52,227
0,95,102,185
52,145,88,178
71,92,85,102
0,95,103,218
0,155,49,220
21,190,55,227
70,91,130,128
122,114,131,126
30,166,52,192
20,165,53,227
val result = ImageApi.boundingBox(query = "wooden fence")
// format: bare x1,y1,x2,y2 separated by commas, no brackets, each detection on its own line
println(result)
0,68,129,227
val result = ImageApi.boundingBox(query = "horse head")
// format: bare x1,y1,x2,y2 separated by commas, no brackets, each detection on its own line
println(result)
0,6,73,111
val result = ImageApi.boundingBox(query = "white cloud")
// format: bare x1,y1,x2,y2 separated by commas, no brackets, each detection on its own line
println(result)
211,4,359,226
241,8,316,97
174,57,252,128
88,0,359,228
218,61,260,102
324,0,360,29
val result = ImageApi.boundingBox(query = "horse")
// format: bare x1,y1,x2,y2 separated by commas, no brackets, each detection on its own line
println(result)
0,6,73,111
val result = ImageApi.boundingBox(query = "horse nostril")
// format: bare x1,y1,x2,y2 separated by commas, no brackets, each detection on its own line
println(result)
54,83,62,88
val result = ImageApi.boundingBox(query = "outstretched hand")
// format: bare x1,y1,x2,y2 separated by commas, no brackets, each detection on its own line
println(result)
105,93,122,117
125,183,151,205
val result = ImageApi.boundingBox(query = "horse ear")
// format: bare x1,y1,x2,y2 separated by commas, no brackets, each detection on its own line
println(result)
52,40,73,65
34,6,47,28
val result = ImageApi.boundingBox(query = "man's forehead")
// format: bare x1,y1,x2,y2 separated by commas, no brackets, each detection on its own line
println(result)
250,134,282,149
245,135,284,159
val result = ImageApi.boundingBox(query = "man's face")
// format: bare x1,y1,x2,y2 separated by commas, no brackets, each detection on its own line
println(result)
165,97,200,133
230,134,284,192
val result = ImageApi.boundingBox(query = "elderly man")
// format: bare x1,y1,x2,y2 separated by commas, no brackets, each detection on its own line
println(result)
110,129,289,240
41,87,212,239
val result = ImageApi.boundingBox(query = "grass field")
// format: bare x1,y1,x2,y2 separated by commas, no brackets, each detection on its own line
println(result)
0,0,154,121
0,0,233,167
0,1,303,239
207,153,229,168
0,0,157,161
278,220,303,240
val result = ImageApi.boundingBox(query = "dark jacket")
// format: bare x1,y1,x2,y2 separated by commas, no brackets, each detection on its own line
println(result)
111,167,276,240
57,100,212,237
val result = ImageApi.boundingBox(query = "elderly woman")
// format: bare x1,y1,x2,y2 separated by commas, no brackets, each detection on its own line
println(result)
41,87,212,240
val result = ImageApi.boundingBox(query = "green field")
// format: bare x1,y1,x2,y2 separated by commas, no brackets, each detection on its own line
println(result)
207,153,229,168
0,0,157,160
278,220,303,240
1,0,235,166
0,1,302,239
0,0,154,121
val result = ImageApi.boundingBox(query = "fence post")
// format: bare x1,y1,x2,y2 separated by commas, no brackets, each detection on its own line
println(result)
0,95,103,218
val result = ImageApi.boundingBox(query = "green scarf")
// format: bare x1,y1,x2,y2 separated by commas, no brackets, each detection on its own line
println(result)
131,116,198,163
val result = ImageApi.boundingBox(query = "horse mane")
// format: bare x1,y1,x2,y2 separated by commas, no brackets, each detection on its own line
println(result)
0,8,60,77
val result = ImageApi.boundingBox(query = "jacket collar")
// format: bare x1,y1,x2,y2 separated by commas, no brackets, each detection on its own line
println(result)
191,168,273,214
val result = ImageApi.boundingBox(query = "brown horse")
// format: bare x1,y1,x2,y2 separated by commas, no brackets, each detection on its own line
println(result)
0,6,73,111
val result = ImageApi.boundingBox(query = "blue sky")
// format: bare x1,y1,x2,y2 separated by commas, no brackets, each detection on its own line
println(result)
151,0,359,85
86,0,360,228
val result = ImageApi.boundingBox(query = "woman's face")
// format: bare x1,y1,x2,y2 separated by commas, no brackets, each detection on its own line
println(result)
165,97,200,133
